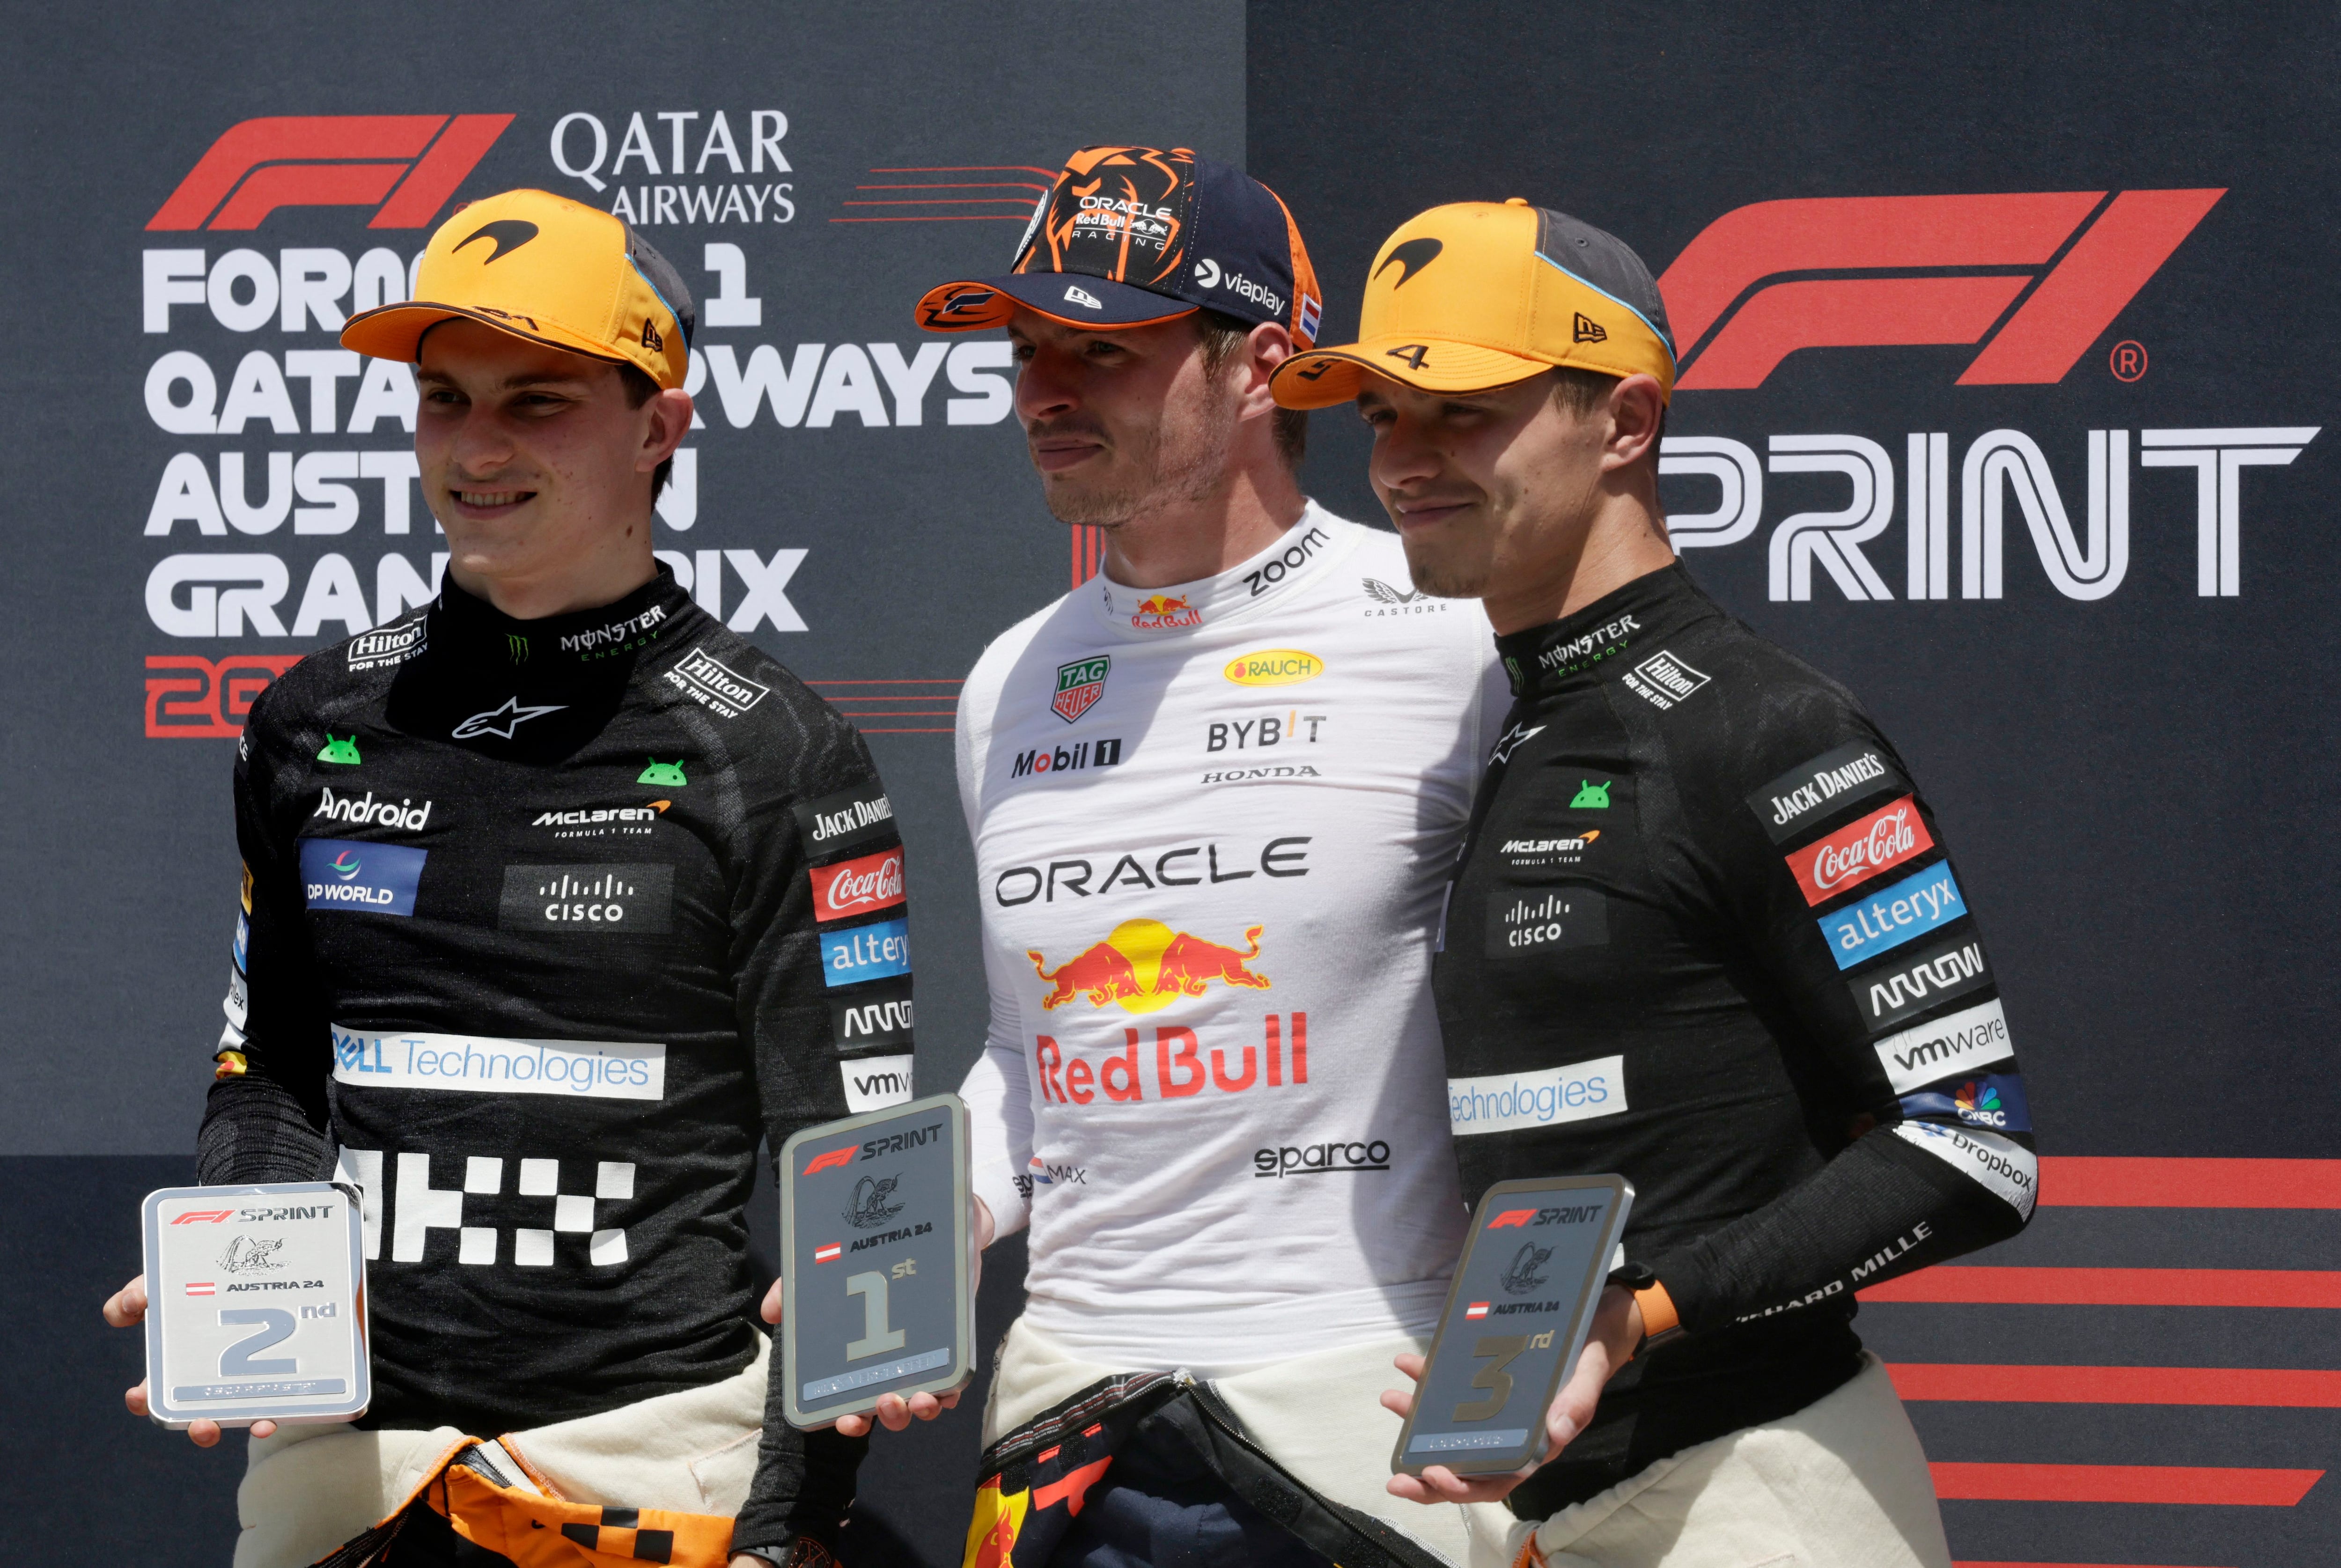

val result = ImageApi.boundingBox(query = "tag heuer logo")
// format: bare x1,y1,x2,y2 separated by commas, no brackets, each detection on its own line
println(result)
1052,655,1110,725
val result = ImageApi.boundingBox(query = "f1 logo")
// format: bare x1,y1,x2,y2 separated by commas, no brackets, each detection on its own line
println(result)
1487,1208,1536,1229
149,114,514,232
802,1146,858,1176
1658,189,2225,389
170,1210,234,1225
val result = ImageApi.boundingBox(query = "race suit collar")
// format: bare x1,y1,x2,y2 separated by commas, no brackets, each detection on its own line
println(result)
430,565,696,686
1089,501,1356,639
1494,561,1715,699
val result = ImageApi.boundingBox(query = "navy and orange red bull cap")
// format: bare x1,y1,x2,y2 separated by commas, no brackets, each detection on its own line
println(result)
914,146,1323,347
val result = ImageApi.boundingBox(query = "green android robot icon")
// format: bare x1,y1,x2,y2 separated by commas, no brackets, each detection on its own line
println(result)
1570,779,1611,809
638,758,688,787
317,735,362,765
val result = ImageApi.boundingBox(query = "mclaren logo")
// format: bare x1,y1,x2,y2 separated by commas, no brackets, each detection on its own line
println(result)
454,219,539,264
1374,236,1444,289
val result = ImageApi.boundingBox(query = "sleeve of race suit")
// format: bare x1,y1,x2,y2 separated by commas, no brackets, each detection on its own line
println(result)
198,680,333,1187
731,712,895,1557
954,673,1034,1240
1638,687,2037,1336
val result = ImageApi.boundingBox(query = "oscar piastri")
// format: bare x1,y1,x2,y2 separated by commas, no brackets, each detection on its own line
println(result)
203,564,913,1556
1436,561,2036,1514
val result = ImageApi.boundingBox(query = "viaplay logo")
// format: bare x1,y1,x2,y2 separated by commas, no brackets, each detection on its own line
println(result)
1652,189,2321,605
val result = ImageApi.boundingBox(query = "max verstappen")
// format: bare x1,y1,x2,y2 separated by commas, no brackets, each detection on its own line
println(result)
103,190,905,1568
900,147,1513,1565
1273,200,2037,1568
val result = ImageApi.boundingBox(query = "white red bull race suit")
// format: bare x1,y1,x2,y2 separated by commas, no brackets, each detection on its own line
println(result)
957,505,1507,1365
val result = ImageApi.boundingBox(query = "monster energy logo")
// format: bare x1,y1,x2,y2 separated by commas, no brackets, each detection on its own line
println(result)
507,634,530,663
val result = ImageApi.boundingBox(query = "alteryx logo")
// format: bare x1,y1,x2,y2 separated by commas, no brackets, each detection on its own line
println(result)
1818,863,1964,970
299,837,424,916
821,918,910,988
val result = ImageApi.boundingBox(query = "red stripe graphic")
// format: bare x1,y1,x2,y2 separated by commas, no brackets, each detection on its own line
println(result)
1890,1363,2341,1407
2037,1156,2341,1208
1862,1266,2341,1308
1929,1462,2320,1506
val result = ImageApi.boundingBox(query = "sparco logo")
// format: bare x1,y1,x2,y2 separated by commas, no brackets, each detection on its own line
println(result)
559,603,668,656
149,115,514,231
1252,1139,1391,1178
313,787,432,832
1658,190,2225,390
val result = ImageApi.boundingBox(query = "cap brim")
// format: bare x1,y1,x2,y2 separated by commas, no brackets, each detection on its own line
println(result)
1269,336,1558,409
916,273,1196,334
341,301,633,373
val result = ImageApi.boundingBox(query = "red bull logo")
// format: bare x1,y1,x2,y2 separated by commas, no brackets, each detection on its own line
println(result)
1029,919,1271,1013
1129,594,1203,630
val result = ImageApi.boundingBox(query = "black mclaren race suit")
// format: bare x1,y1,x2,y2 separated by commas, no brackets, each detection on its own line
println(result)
1435,562,2036,1518
204,566,909,1559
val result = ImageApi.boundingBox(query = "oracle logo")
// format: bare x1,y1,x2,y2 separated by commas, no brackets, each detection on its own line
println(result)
149,114,514,232
1658,189,2225,390
1789,795,1935,906
811,847,905,922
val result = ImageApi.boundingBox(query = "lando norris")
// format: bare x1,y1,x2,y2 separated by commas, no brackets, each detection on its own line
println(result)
1273,200,2038,1568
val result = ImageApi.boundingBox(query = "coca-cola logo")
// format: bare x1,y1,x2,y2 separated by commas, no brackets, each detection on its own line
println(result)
811,847,906,922
1788,795,1935,906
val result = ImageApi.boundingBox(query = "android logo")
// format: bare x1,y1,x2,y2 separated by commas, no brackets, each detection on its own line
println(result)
637,758,688,787
317,735,361,766
1570,779,1611,809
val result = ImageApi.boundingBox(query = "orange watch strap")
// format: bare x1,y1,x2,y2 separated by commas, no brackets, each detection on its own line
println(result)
1633,1279,1679,1341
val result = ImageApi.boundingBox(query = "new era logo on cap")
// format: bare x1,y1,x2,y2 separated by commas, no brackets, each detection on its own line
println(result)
914,146,1324,348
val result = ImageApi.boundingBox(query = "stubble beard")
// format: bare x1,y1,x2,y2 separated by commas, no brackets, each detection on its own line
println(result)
1036,391,1236,534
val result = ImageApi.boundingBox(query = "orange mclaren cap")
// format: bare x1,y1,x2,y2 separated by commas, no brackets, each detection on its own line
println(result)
1271,199,1675,409
341,189,695,390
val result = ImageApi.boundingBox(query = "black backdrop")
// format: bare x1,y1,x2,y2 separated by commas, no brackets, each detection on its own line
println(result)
7,4,2339,1564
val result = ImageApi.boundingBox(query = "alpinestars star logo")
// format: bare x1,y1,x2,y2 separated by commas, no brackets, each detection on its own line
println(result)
452,696,566,740
1491,723,1546,765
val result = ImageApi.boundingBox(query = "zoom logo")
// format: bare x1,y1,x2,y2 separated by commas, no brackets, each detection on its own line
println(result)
1251,1139,1391,1178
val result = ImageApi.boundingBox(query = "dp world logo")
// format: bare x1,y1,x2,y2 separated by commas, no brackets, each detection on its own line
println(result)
1658,189,2224,389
